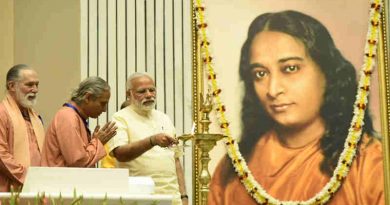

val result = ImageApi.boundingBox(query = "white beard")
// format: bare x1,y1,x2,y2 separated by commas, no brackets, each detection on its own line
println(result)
133,98,156,112
16,88,37,109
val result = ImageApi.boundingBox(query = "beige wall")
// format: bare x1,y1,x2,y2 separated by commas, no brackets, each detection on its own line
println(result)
0,0,14,99
14,0,80,125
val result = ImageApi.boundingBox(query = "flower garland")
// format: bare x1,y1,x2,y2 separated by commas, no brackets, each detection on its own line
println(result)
193,0,383,204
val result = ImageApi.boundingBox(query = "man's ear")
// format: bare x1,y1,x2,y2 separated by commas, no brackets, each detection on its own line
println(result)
84,92,92,103
7,81,16,92
126,89,131,100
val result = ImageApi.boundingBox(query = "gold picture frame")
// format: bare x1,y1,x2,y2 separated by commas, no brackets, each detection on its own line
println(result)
191,0,390,204
379,0,390,204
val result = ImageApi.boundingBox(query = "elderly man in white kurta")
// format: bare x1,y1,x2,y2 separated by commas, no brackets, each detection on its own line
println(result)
107,73,187,205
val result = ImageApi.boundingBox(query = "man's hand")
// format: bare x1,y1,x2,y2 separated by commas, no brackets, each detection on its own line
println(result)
150,133,178,147
181,198,189,205
93,121,117,144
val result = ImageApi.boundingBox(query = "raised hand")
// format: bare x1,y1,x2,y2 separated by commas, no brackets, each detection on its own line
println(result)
92,121,117,144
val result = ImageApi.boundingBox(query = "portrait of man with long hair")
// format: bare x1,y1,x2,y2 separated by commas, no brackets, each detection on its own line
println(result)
202,1,385,205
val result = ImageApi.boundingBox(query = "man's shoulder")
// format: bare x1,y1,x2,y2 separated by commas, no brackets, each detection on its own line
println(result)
0,102,7,113
111,108,139,125
350,134,384,175
359,134,382,157
113,107,133,118
112,107,170,119
0,103,10,122
53,106,79,120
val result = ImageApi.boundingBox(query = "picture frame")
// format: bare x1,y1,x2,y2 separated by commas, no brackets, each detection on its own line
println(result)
191,0,390,204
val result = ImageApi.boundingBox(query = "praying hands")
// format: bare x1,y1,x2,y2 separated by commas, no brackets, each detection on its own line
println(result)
93,121,117,144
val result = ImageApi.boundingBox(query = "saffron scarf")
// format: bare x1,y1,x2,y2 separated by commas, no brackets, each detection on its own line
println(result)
2,93,45,167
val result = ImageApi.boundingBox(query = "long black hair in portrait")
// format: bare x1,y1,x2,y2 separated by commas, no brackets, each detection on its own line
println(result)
220,10,375,186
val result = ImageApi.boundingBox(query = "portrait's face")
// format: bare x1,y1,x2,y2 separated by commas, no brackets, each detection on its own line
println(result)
130,76,156,111
13,69,39,109
249,31,326,129
84,90,110,118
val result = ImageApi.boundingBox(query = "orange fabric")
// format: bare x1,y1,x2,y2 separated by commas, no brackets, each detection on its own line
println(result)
25,119,41,166
0,94,44,192
41,106,106,167
208,131,384,205
2,93,44,167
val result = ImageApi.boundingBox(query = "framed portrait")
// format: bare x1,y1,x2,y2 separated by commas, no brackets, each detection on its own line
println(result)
191,0,390,204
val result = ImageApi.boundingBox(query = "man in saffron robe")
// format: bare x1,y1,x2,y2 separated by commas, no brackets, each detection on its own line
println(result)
0,64,45,192
41,77,117,167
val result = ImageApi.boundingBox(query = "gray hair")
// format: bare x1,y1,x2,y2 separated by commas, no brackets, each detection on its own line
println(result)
71,76,110,104
126,72,154,90
6,64,31,90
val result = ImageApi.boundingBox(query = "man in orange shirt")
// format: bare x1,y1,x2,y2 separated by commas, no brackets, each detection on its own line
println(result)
0,64,45,192
42,77,116,167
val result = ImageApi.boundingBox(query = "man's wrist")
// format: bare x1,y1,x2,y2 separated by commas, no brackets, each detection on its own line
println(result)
149,136,155,146
180,194,188,200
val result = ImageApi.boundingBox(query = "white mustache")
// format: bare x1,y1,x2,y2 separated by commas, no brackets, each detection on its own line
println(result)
142,97,155,103
26,93,36,98
17,92,37,108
